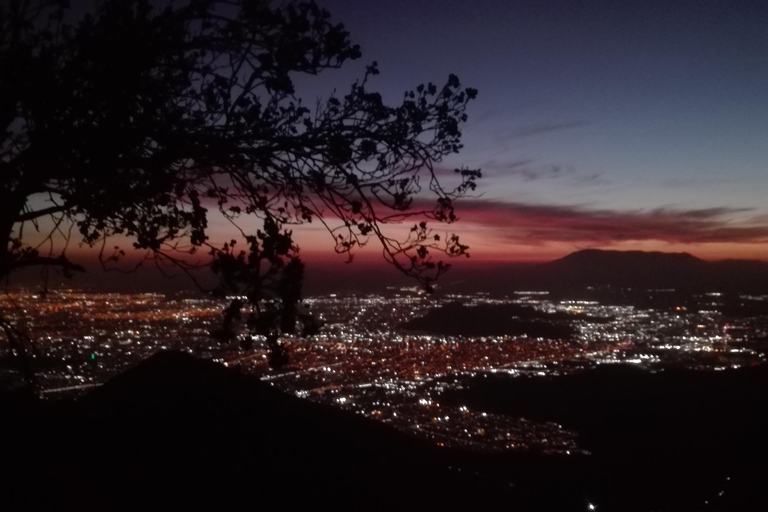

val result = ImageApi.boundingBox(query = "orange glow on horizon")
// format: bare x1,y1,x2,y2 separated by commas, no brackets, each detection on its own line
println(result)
19,210,768,277
55,228,768,266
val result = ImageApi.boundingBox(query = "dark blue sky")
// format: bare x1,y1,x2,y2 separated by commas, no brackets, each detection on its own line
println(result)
51,0,768,265
286,0,768,261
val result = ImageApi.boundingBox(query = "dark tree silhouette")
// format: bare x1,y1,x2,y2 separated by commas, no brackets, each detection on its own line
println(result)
1,0,480,366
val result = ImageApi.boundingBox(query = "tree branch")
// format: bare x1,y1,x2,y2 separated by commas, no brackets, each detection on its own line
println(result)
17,204,69,223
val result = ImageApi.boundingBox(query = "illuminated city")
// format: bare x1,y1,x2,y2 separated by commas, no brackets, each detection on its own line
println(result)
3,287,765,456
4,0,768,508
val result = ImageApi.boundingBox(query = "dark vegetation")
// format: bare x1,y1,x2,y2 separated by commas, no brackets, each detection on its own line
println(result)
1,0,479,284
0,0,487,424
400,301,597,338
1,0,480,367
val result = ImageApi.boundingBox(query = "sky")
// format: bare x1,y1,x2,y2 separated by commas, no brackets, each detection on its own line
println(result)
18,0,768,293
280,0,768,263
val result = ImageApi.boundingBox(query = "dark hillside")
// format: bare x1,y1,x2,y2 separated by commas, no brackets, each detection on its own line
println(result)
445,364,768,510
400,302,582,338
2,351,586,511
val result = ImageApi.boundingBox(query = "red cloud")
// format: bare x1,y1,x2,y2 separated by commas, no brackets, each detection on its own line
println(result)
449,200,768,245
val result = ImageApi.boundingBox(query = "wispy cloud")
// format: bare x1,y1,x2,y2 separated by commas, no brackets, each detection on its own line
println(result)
478,160,610,186
661,177,738,188
495,121,587,140
451,200,766,245
490,162,570,181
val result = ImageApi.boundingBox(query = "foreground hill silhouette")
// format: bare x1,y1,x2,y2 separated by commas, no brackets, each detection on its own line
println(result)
5,352,768,509
2,351,591,511
445,363,768,511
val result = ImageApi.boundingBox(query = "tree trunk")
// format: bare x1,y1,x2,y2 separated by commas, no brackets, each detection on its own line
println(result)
0,193,25,280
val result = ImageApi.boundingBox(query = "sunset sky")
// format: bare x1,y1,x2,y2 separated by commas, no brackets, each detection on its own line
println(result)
25,0,768,283
283,0,768,263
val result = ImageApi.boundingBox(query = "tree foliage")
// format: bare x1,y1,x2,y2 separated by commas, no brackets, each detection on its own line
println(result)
1,0,480,365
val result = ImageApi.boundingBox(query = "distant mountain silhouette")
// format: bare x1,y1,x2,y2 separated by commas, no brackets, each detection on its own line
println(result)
306,250,768,296
537,249,707,289
553,248,703,266
532,249,768,292
436,249,768,294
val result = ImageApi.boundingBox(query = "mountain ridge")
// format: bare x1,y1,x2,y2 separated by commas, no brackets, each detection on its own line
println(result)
552,248,705,264
306,249,768,295
533,248,768,292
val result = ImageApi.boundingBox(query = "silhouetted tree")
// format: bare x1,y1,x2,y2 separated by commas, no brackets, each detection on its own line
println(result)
1,0,480,367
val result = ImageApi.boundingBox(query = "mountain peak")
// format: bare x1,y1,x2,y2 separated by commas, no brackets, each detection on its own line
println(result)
527,248,768,292
557,249,703,264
